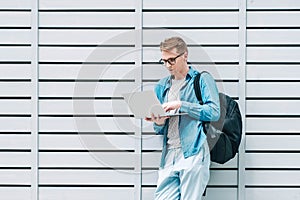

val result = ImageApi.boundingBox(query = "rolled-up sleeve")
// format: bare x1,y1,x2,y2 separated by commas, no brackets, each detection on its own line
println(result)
153,122,166,135
180,72,220,122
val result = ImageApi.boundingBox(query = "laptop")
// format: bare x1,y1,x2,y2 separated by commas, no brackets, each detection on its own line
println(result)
122,90,188,119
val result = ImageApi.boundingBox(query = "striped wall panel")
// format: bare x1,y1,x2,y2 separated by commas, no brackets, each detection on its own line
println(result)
0,0,32,199
246,0,300,199
38,0,138,200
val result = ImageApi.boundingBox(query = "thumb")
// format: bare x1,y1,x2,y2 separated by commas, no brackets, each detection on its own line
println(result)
162,103,168,109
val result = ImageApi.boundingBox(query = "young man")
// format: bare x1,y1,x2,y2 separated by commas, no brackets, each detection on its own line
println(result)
145,36,220,199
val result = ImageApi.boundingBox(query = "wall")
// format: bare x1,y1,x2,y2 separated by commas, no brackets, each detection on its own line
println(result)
0,0,299,200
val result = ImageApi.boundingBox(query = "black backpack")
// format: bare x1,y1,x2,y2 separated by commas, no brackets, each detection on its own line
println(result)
194,71,242,164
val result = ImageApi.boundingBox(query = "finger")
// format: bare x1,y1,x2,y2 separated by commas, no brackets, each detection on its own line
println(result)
151,113,156,121
162,103,167,109
164,105,171,112
144,117,151,121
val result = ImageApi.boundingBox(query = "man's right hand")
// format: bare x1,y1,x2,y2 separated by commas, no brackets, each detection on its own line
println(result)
144,113,169,126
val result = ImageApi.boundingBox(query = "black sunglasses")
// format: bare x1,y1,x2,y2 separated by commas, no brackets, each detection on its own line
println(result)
159,53,184,66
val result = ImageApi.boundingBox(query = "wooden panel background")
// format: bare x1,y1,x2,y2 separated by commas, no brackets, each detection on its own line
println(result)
246,0,300,199
0,0,32,199
0,0,299,199
38,0,138,200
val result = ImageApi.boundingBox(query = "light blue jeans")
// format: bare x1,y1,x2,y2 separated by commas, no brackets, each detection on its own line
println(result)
154,141,210,200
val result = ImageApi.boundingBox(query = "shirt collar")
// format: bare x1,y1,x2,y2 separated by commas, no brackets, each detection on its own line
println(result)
164,66,197,90
186,66,198,80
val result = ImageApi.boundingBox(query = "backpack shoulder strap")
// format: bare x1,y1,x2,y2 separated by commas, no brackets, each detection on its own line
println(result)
193,71,209,105
194,73,202,104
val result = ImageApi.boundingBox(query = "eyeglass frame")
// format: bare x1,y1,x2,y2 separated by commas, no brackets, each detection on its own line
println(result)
159,52,185,66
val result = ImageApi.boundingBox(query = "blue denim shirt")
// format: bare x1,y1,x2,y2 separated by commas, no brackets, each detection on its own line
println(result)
153,66,220,168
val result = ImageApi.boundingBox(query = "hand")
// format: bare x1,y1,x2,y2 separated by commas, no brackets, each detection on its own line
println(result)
144,113,169,126
162,101,182,113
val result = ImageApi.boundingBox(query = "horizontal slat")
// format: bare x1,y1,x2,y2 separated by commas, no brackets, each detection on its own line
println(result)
247,100,300,115
246,135,300,151
246,188,300,200
0,82,31,97
247,11,300,27
39,135,135,150
142,152,161,168
142,135,163,150
39,47,136,63
39,117,135,132
0,64,31,79
141,187,155,200
143,29,239,45
0,170,30,184
0,30,31,44
0,118,30,132
39,47,135,63
39,82,136,97
39,12,135,27
246,153,300,168
247,30,300,44
204,188,237,200
0,188,30,200
247,82,300,98
143,47,239,63
142,170,237,186
39,0,135,9
0,152,30,167
246,170,300,186
247,65,300,80
0,47,31,61
247,0,300,9
40,100,129,115
143,12,238,27
143,64,239,80
0,135,30,149
143,0,238,9
40,188,134,200
0,12,31,27
39,30,135,45
246,118,300,133
142,151,238,169
0,100,30,114
39,170,136,185
39,152,135,168
0,0,31,9
247,47,300,62
39,64,136,80
142,187,237,200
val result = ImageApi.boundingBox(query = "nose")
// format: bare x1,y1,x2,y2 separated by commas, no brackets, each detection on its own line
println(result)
166,64,173,71
165,62,173,68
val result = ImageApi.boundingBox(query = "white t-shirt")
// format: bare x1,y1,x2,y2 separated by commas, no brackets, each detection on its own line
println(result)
167,78,185,149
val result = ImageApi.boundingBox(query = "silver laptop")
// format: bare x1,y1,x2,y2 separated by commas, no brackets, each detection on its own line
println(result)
122,90,188,119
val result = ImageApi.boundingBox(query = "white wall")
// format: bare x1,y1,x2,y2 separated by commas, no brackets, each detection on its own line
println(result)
0,0,299,200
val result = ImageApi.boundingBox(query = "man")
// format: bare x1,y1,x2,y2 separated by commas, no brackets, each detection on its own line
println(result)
145,36,220,199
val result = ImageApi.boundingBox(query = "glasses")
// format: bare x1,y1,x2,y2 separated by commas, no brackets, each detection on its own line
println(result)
159,53,184,66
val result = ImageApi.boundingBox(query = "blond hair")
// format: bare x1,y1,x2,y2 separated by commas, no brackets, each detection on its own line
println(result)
160,36,188,54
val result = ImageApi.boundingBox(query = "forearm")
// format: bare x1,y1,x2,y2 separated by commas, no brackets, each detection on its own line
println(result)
180,100,220,121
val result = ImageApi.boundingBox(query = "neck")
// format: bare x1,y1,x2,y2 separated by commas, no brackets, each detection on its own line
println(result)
173,65,189,80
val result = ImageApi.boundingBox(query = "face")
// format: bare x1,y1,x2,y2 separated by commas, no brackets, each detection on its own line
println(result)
160,49,188,78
